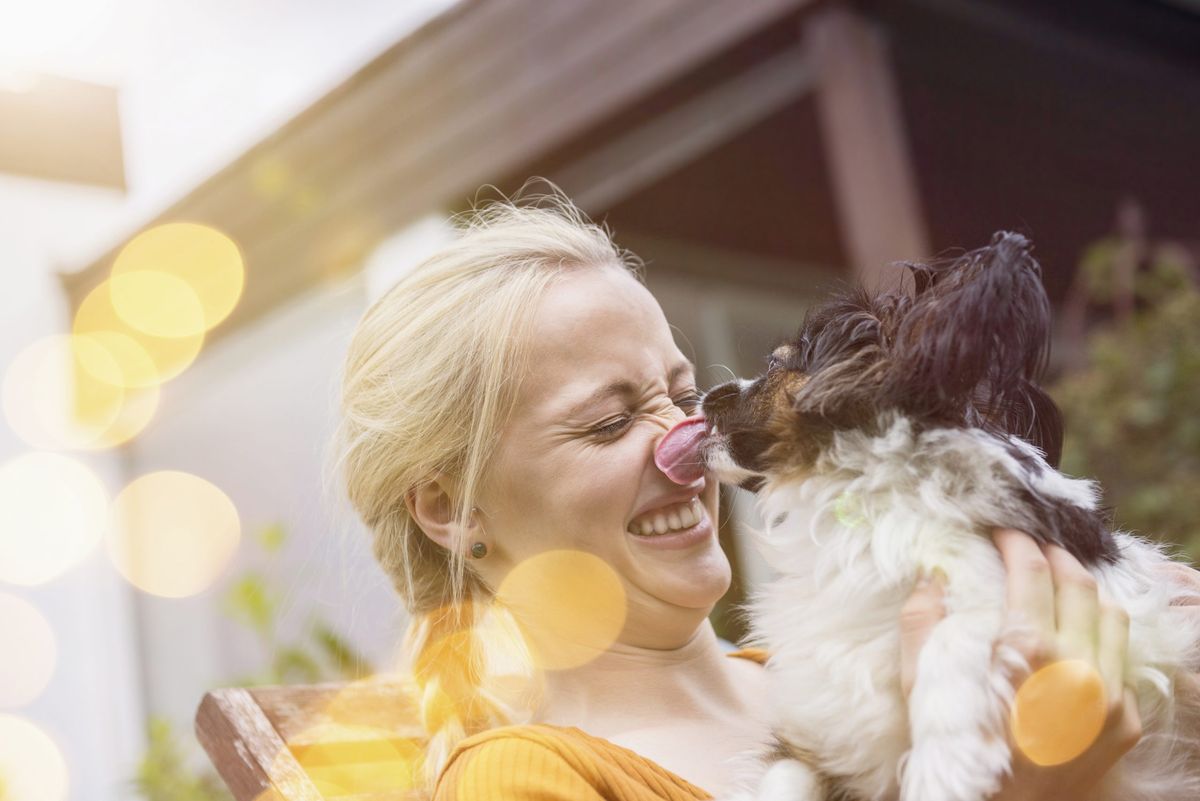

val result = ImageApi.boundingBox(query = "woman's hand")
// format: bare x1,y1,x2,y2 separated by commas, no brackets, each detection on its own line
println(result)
899,528,1142,801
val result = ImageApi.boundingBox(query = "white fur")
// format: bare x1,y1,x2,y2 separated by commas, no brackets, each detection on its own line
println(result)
721,413,1200,801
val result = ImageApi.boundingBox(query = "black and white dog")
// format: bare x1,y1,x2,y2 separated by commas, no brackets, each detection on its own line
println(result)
657,232,1200,801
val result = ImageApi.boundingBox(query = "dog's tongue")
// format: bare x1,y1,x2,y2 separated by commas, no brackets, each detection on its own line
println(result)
655,416,708,485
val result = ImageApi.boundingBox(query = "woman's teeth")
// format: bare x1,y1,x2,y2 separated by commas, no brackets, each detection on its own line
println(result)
628,498,704,536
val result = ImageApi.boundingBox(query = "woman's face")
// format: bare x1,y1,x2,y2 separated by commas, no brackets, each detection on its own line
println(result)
475,266,728,648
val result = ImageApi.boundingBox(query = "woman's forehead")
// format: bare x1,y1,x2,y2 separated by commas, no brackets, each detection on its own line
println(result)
517,270,691,414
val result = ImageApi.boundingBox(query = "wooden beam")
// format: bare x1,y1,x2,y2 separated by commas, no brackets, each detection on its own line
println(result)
559,44,815,214
196,689,323,801
60,0,812,345
803,5,929,289
0,73,124,188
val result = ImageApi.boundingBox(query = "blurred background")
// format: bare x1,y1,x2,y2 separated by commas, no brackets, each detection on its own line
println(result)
1,0,1198,799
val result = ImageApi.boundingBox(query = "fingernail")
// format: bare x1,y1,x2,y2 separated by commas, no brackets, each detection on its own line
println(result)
930,567,948,586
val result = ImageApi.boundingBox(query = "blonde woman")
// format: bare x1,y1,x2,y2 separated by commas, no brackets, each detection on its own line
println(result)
334,186,1200,800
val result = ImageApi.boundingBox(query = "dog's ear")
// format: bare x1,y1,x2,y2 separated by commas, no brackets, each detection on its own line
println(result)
974,380,1065,468
885,232,1052,425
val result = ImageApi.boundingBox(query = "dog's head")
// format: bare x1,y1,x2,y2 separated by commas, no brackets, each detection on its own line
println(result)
690,231,1064,492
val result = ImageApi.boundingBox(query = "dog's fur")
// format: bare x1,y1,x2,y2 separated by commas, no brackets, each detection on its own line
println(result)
700,232,1200,801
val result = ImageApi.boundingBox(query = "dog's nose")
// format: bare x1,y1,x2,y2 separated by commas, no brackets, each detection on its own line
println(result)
702,381,740,416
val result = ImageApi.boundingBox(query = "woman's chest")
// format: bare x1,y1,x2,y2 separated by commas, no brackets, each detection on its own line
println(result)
604,715,772,796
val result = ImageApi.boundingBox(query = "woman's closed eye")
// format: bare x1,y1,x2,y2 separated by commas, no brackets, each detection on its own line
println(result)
590,392,702,439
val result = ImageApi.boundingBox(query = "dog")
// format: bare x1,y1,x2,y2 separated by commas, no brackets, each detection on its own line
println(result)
656,232,1200,801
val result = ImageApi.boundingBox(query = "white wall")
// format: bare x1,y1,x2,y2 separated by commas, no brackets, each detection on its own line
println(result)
125,274,408,737
1,2,459,798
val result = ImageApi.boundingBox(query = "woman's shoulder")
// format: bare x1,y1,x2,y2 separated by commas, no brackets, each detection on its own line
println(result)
435,723,712,800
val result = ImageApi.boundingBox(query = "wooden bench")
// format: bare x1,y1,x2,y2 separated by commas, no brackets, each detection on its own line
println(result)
195,681,428,800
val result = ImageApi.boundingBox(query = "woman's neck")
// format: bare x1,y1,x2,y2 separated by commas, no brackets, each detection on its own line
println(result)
534,619,747,733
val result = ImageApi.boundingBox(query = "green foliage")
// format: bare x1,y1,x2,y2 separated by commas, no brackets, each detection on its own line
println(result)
134,523,376,800
1052,237,1200,560
133,718,231,801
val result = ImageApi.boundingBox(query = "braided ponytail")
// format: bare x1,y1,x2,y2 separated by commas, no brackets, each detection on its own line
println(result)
333,181,641,794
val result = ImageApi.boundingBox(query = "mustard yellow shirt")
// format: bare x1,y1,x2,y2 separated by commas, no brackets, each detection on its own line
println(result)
434,649,769,801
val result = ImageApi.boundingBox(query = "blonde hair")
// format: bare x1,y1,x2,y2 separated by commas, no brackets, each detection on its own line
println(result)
334,183,643,789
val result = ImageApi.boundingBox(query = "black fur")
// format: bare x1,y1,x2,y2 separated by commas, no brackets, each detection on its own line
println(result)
701,231,1120,566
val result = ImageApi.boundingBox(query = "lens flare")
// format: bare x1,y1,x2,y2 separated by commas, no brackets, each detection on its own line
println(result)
108,270,207,340
111,222,244,334
0,452,107,586
285,679,425,795
1011,659,1107,766
3,335,127,450
74,280,202,387
106,471,240,598
833,491,866,528
495,550,626,670
0,714,68,801
0,594,56,707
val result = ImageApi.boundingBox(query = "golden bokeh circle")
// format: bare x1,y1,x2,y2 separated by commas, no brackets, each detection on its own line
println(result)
0,593,57,707
106,471,241,598
108,270,207,340
282,677,426,796
495,550,626,671
1011,659,1108,766
0,714,69,801
74,280,202,387
111,222,244,333
0,452,108,586
2,335,127,450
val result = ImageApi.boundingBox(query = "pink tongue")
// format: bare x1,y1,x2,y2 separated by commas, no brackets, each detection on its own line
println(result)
655,416,708,485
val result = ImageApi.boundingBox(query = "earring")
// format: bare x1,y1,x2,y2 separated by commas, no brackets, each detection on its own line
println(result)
471,541,488,559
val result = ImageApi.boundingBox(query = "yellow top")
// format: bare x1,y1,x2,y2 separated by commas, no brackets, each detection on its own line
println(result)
434,649,769,801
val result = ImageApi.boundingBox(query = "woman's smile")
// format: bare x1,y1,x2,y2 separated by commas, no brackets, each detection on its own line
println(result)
626,497,715,550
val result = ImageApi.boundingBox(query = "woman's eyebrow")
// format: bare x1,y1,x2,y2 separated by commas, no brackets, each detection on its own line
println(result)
562,361,695,418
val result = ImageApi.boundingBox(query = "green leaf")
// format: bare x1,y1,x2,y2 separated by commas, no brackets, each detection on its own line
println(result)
271,647,323,684
133,717,232,801
311,621,374,680
221,573,276,638
256,523,287,553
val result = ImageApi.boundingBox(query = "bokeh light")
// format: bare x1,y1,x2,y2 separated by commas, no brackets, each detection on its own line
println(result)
74,279,204,387
0,452,107,586
0,593,57,708
106,471,241,598
108,270,207,340
111,223,244,335
1011,659,1107,766
495,550,626,670
0,714,69,801
833,490,866,528
3,335,126,450
291,727,423,796
286,680,425,796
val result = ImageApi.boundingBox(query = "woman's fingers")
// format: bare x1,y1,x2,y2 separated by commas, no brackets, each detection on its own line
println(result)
993,528,1056,660
1044,544,1100,664
1096,598,1130,714
900,572,947,698
1156,562,1200,606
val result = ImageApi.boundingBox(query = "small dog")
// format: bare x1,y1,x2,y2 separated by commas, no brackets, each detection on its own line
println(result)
657,232,1200,801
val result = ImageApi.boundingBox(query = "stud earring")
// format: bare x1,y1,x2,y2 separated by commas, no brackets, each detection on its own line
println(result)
471,541,488,559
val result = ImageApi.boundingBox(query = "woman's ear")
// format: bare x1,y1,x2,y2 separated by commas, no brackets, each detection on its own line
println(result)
405,474,473,552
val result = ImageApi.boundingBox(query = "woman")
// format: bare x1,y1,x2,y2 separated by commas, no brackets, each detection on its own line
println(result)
335,188,1199,800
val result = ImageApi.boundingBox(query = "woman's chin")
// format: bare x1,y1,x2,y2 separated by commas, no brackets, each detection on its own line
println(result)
637,548,732,612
